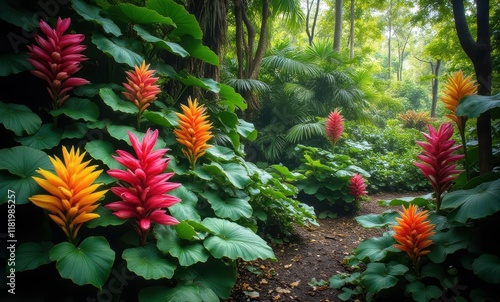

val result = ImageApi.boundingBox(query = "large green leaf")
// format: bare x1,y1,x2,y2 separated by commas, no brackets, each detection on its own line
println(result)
205,145,238,162
378,194,434,208
179,35,219,66
355,212,398,228
406,281,442,302
0,1,38,31
0,146,52,205
202,218,275,261
427,228,469,263
105,3,174,25
237,119,258,141
72,0,122,36
143,110,179,127
92,33,143,67
146,0,203,39
122,244,176,280
0,101,41,135
134,25,188,57
139,283,202,302
155,225,209,267
62,122,88,139
356,232,398,262
50,98,99,122
0,53,32,76
168,186,200,221
49,236,115,289
218,83,247,111
176,72,220,93
99,87,137,114
472,254,500,284
107,124,166,148
16,242,54,272
201,191,252,221
441,179,500,223
86,206,126,228
457,94,500,118
14,124,62,150
201,162,250,189
361,262,408,294
84,140,122,170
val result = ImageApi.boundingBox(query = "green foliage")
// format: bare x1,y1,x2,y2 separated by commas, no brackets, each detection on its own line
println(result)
293,144,369,216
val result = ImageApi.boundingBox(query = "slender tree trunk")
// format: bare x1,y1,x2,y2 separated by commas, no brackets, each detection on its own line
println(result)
306,0,321,46
451,0,492,174
397,31,411,81
349,0,354,58
387,0,392,80
430,59,441,117
333,0,343,51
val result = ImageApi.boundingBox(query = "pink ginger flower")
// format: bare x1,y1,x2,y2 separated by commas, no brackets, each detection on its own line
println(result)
27,17,89,108
414,123,464,210
106,128,181,245
349,173,367,200
325,108,344,146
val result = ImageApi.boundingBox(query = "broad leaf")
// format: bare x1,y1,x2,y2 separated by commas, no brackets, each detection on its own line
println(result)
168,185,200,221
143,110,179,127
105,4,174,25
472,254,500,284
62,122,88,139
205,145,238,161
179,36,219,66
218,83,247,111
201,191,252,221
0,146,52,205
92,33,143,67
86,206,126,228
99,87,137,114
355,212,398,228
406,281,442,302
378,194,434,208
201,162,250,189
237,119,258,141
441,179,500,223
85,140,123,170
356,232,398,262
427,228,469,263
147,0,203,39
139,283,202,302
72,0,122,36
176,72,220,93
361,262,408,294
0,53,32,76
14,123,62,150
271,164,305,181
134,25,188,57
0,101,41,135
155,225,209,266
16,242,54,271
122,244,176,280
457,94,500,118
49,236,115,289
107,124,166,148
50,98,99,122
202,218,275,261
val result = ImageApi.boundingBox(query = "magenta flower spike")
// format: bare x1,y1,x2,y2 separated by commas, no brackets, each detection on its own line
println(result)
27,17,89,108
325,108,344,147
414,123,464,210
349,173,367,200
106,129,181,245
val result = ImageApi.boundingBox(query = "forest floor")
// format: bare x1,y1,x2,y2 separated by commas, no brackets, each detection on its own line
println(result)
225,191,427,302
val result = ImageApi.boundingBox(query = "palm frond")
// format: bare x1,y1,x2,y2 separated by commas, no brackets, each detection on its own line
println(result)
262,52,320,77
285,118,325,143
225,78,270,94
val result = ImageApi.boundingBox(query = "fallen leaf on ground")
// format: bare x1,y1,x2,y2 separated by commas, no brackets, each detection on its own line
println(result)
276,287,291,294
290,280,300,288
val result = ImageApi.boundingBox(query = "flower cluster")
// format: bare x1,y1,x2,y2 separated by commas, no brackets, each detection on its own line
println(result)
349,173,367,200
414,123,464,210
106,129,180,245
27,17,89,108
30,146,106,242
440,70,478,133
325,109,344,146
174,97,214,168
392,204,435,269
123,61,161,114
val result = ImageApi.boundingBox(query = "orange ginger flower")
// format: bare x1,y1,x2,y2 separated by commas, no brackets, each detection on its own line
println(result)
392,204,435,268
29,146,107,242
174,97,213,168
440,70,478,133
123,61,160,114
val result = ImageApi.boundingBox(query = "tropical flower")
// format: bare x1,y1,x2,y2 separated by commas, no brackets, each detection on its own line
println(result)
325,108,344,146
440,70,478,133
122,61,160,114
414,123,464,210
349,173,367,200
174,97,214,169
27,17,89,108
392,204,435,269
29,146,106,243
106,128,180,245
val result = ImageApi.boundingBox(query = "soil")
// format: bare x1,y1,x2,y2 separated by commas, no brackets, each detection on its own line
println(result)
225,192,427,302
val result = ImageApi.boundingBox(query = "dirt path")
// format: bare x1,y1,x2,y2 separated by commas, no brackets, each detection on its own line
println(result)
225,192,426,302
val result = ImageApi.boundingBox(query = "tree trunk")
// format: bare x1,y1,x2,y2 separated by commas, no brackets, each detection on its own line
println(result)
387,0,392,80
349,0,354,58
306,0,321,46
333,0,343,51
430,59,441,117
451,0,492,174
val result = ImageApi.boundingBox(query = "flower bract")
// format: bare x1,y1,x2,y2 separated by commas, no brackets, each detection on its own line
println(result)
349,173,367,200
122,61,161,114
325,108,344,146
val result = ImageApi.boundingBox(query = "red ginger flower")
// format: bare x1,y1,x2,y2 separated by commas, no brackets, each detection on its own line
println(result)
174,97,214,169
440,70,477,133
414,123,464,210
122,61,161,114
325,108,344,146
106,128,181,245
349,173,367,200
392,204,435,268
27,17,89,108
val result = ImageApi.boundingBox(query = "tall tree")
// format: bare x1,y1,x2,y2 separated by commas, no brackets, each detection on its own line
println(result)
387,0,393,80
305,0,321,45
333,0,343,51
348,0,354,58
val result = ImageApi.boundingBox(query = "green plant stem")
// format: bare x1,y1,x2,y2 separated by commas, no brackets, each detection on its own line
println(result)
459,128,470,181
